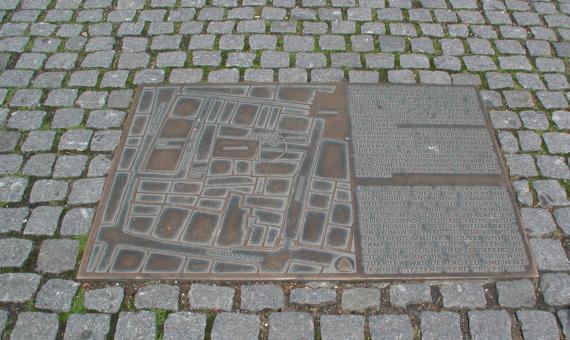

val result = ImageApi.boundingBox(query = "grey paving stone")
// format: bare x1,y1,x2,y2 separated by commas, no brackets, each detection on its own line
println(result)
365,53,395,69
504,90,534,108
341,288,381,311
68,177,105,204
390,284,432,307
45,89,78,107
295,53,326,68
169,69,203,83
54,155,88,178
496,280,535,308
498,131,519,153
11,312,58,340
331,53,362,67
368,314,413,340
518,131,542,152
519,110,549,130
278,68,307,82
88,155,112,177
115,311,156,340
189,284,234,310
0,207,29,233
558,310,570,339
537,91,568,109
8,110,45,130
291,288,336,305
489,110,521,129
464,56,496,71
0,176,27,203
388,70,416,84
555,208,570,235
84,286,124,313
485,72,514,89
468,310,511,340
135,284,180,311
439,282,486,309
90,130,121,151
421,311,461,340
542,273,570,306
30,179,68,203
537,155,570,179
208,69,240,83
211,313,259,340
68,70,99,87
0,238,32,267
0,273,42,302
534,180,570,206
0,154,22,174
310,69,343,82
163,312,206,340
520,208,556,237
108,90,134,109
36,279,79,312
22,130,56,152
517,311,559,340
241,284,283,311
64,314,111,340
499,56,532,71
76,91,107,109
10,89,42,107
544,132,570,154
0,70,33,87
320,315,364,340
269,312,313,340
0,131,20,152
244,69,274,82
531,238,570,271
23,153,55,177
24,206,63,236
37,239,78,274
60,207,95,236
505,154,538,177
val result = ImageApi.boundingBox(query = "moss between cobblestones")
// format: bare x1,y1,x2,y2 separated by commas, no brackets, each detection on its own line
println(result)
59,288,87,323
152,308,169,340
204,311,216,339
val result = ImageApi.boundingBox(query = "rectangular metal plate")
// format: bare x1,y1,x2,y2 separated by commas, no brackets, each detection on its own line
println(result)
78,84,537,280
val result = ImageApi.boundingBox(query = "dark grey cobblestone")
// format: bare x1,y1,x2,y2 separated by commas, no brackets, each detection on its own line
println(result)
321,315,364,340
390,283,432,307
189,284,234,311
469,310,512,339
84,286,124,313
439,282,486,309
368,314,413,340
11,312,59,340
135,284,180,311
0,238,32,267
241,284,284,311
421,311,462,340
212,313,259,340
64,314,111,340
163,312,206,340
35,278,79,312
0,273,41,302
115,311,156,340
291,288,336,305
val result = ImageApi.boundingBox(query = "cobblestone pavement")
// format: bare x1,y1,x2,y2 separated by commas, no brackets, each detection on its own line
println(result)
0,0,569,338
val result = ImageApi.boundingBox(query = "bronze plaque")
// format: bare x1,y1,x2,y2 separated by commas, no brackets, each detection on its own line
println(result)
78,84,537,280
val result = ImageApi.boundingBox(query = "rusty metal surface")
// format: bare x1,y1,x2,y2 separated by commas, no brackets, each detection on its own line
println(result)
78,84,537,280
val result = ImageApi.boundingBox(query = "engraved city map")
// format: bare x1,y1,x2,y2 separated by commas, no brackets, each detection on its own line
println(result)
78,84,537,280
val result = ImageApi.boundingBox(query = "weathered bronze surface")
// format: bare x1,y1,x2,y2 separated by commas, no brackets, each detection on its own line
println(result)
78,84,537,280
